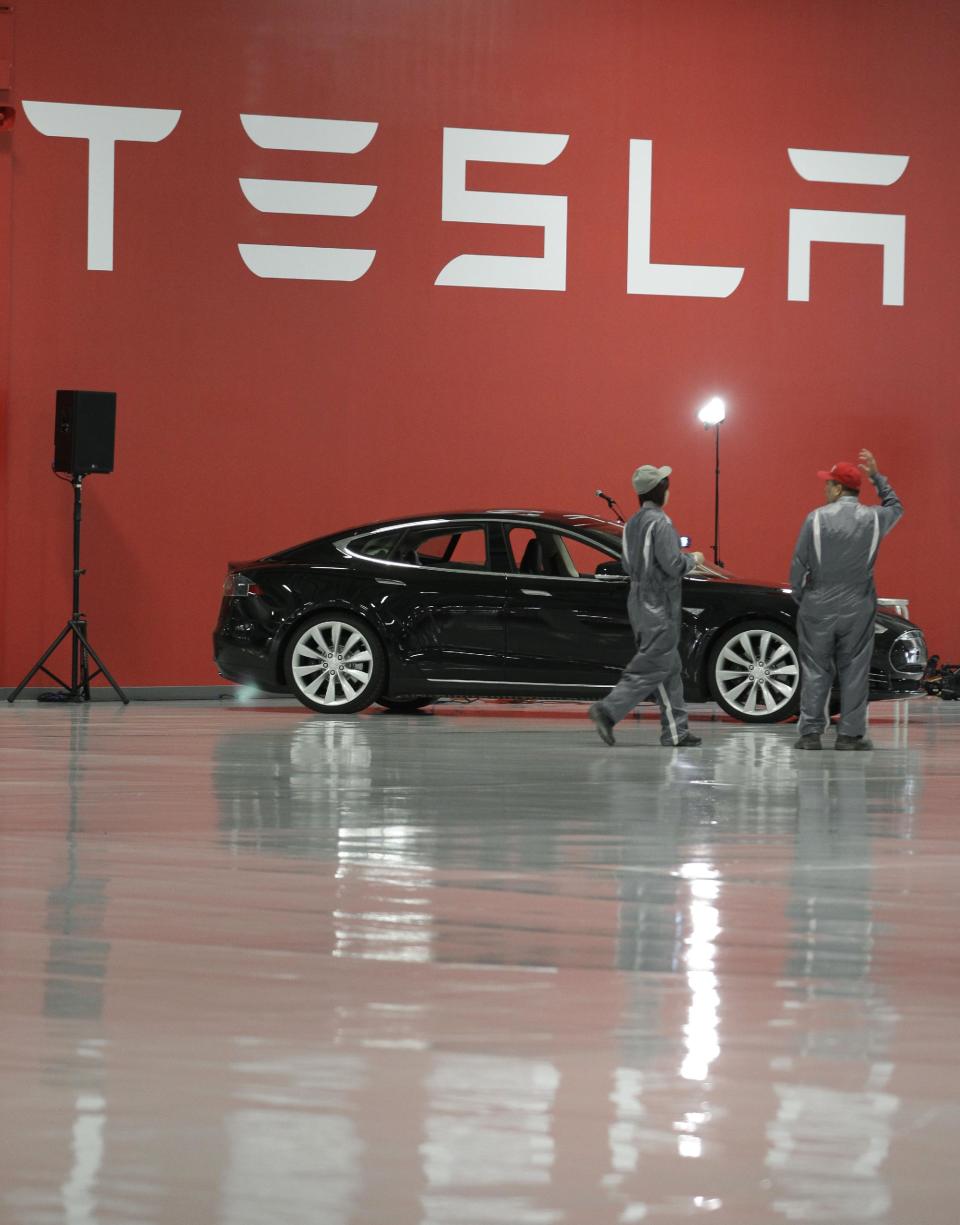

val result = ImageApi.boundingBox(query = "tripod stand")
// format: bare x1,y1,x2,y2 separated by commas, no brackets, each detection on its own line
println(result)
7,474,129,704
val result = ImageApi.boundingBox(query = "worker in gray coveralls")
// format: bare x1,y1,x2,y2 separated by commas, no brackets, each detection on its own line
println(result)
589,464,705,748
790,449,903,751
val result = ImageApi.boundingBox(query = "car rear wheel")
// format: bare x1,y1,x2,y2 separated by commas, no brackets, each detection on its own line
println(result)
709,620,800,723
377,697,434,712
284,613,385,713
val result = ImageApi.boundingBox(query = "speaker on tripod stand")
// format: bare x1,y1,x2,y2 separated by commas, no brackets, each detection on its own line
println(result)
7,390,129,704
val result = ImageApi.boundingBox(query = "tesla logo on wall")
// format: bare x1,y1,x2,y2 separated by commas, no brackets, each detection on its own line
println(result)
23,100,909,304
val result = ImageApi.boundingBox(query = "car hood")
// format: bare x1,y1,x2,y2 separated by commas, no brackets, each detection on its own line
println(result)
687,565,791,594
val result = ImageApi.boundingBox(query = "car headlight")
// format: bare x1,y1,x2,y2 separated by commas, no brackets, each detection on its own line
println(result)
890,631,927,674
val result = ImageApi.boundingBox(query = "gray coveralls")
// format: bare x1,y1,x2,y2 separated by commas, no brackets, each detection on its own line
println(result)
597,503,696,745
790,473,903,738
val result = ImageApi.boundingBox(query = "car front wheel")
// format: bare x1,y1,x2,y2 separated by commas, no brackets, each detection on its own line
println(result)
708,620,800,723
284,613,385,713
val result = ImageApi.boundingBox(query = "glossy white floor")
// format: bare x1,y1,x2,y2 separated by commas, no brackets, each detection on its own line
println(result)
2,697,959,1225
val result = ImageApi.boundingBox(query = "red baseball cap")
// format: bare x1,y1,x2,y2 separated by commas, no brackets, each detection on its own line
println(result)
817,461,862,491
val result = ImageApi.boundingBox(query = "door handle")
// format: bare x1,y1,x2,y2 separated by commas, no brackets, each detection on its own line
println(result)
521,588,551,597
376,578,406,587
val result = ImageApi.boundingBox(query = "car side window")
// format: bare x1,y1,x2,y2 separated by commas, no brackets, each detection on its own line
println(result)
507,526,619,578
349,528,405,559
557,533,622,578
400,526,490,570
506,527,539,573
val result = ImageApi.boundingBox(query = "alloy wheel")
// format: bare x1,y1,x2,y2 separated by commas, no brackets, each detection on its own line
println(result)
289,618,379,710
713,624,800,721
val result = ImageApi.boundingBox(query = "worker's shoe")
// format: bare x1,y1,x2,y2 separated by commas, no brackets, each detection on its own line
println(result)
795,733,823,750
667,732,702,747
835,734,874,751
588,703,616,746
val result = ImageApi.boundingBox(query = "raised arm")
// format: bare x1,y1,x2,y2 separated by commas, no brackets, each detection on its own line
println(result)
859,449,903,537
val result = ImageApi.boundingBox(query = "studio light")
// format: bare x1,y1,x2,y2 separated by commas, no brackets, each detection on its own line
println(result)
697,396,726,426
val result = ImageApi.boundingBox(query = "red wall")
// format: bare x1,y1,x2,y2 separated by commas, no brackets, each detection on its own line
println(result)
2,0,958,687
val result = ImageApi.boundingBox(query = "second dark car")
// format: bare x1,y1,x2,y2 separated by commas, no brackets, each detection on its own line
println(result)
214,510,927,721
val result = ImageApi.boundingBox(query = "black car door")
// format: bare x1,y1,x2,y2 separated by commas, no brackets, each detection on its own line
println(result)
370,521,507,679
502,525,635,685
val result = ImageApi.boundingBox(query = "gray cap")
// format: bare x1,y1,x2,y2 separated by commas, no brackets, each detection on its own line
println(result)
631,464,672,495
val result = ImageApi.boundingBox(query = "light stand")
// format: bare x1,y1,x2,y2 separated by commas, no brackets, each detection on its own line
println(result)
7,474,129,704
711,420,722,567
697,396,726,568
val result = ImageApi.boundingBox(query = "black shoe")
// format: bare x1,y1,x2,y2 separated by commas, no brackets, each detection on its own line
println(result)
835,734,874,751
666,732,702,747
588,703,616,746
795,733,823,750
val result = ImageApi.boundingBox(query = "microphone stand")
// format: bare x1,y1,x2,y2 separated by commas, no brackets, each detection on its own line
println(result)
595,488,625,524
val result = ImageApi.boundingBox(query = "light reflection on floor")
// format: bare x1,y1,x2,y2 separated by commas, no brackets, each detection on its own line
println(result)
1,698,958,1224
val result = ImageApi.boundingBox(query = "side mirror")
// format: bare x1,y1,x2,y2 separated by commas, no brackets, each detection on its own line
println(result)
595,559,625,577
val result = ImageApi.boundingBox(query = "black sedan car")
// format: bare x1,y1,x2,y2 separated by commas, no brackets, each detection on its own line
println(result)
214,510,927,721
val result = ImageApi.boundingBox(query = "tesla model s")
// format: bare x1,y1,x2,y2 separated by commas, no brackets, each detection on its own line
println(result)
214,510,927,721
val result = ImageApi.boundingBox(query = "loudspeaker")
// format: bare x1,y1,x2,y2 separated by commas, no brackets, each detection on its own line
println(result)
53,390,116,476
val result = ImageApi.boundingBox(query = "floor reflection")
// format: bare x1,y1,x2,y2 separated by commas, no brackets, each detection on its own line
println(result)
1,701,956,1225
763,757,916,1223
44,712,110,1023
207,715,926,1221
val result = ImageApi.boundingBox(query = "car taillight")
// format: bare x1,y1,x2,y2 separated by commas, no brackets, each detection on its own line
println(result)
223,572,264,598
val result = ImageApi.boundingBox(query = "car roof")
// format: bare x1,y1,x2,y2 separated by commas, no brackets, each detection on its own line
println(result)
264,510,627,565
332,510,623,536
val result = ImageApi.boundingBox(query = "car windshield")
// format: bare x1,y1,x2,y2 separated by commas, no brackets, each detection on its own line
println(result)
574,522,624,548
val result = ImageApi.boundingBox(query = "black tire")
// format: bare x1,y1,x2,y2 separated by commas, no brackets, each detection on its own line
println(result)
377,697,434,712
284,613,385,714
708,620,801,724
